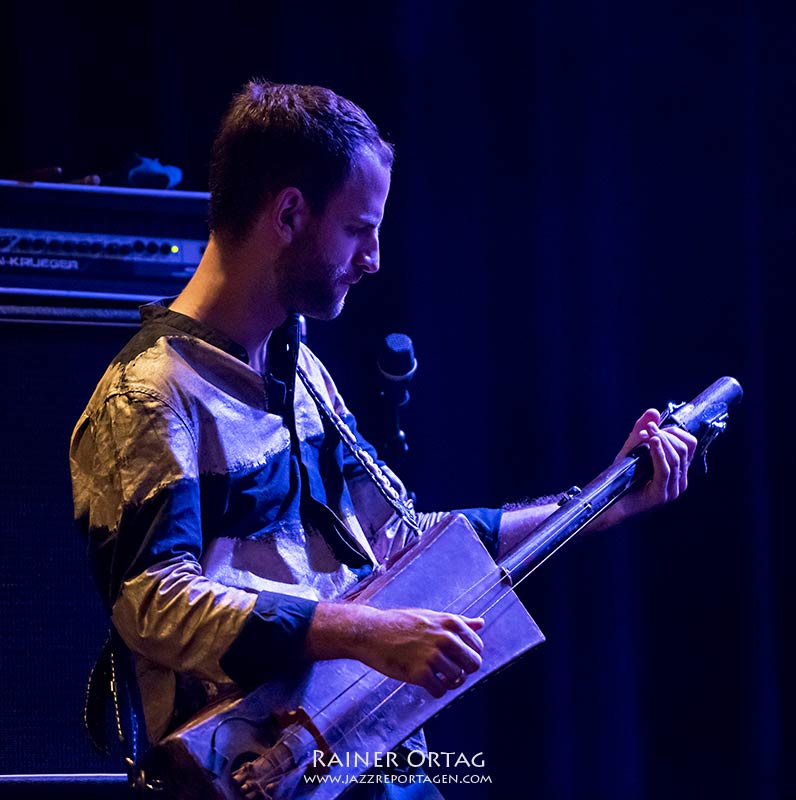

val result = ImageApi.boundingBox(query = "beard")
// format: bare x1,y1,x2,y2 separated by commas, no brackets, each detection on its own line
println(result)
275,230,351,321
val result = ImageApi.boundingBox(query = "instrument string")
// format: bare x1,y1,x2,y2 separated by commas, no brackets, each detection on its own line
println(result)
275,473,637,767
243,424,721,785
295,572,521,764
242,423,666,774
240,464,636,788
285,364,635,749
249,393,728,782
242,503,608,774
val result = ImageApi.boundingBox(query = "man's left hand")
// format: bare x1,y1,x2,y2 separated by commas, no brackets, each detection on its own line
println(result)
609,408,698,523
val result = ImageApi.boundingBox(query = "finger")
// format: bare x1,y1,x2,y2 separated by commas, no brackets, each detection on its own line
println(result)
431,652,467,685
652,425,682,498
422,668,448,698
661,425,698,464
458,618,485,653
440,632,483,673
618,408,661,459
443,615,485,653
647,434,671,500
633,408,662,435
437,668,467,689
659,428,691,492
651,423,687,499
458,647,482,675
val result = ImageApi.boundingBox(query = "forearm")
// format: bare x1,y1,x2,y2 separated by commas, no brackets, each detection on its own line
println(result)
497,503,558,560
304,601,485,698
303,601,383,662
497,493,635,561
496,412,698,560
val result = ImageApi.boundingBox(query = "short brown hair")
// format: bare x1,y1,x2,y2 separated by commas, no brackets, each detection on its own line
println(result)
208,79,394,242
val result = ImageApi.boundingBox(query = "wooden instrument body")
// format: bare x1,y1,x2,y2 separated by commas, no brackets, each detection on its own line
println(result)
142,514,545,799
140,376,744,799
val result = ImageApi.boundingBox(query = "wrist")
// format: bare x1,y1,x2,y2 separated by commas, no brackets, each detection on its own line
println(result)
304,602,381,662
591,499,627,532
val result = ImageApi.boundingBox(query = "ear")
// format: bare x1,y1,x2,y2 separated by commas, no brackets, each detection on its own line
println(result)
270,186,310,243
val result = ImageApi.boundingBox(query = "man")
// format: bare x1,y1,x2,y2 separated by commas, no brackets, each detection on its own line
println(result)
70,80,696,796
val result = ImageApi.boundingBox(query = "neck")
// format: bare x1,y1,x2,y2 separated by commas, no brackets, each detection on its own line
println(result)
170,236,287,367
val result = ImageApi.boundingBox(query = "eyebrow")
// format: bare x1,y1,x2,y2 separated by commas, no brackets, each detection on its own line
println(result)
353,215,381,228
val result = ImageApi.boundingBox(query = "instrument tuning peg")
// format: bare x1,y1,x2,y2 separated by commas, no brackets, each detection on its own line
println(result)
660,400,686,427
697,415,729,474
557,486,582,506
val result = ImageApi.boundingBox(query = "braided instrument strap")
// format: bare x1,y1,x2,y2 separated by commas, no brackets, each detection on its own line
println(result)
296,363,422,536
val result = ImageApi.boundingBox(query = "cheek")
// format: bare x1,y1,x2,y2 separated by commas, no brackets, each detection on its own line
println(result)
325,231,351,261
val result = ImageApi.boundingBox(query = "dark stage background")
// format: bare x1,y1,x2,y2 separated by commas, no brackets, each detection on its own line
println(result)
1,2,792,798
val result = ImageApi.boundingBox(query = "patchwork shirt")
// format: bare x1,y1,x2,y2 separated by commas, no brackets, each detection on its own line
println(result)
69,302,502,741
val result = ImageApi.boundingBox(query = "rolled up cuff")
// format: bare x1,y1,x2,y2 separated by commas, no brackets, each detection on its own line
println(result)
219,590,318,688
452,507,503,558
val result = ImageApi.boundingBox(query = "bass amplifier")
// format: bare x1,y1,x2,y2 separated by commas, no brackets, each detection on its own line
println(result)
0,179,209,324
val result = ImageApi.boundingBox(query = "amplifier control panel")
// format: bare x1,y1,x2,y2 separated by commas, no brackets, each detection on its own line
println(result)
0,180,209,304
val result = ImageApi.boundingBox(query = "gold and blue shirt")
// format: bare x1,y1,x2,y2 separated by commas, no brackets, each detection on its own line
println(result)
70,301,501,741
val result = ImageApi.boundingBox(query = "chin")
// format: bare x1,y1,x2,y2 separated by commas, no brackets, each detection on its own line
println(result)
303,297,346,322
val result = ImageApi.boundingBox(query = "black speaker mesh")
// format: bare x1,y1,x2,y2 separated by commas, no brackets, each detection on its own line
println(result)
0,320,134,775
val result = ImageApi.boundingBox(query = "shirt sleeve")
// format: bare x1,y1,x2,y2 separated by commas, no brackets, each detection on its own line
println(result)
70,389,317,689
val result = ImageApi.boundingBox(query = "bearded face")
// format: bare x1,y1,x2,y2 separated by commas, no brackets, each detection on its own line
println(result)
273,150,390,322
274,225,353,321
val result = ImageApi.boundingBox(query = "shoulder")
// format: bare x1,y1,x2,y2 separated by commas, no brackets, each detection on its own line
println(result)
72,330,203,462
297,343,333,386
296,343,351,416
86,321,255,419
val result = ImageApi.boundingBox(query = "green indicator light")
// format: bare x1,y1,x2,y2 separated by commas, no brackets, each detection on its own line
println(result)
170,245,180,254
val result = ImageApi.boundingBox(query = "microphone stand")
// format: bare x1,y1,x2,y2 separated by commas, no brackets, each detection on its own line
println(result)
376,333,416,471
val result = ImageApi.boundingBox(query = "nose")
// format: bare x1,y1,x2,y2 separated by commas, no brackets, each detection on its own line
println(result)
356,231,380,274
360,252,379,273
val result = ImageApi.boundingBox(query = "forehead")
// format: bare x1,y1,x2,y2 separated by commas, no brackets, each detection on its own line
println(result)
324,148,391,221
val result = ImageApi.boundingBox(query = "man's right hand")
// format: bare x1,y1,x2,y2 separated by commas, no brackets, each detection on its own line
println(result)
304,602,484,698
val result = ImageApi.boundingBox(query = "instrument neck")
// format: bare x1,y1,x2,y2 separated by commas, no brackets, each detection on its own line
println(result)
497,448,653,584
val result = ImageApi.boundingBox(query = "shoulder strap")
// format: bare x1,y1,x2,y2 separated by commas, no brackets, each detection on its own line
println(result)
296,363,421,536
84,629,156,792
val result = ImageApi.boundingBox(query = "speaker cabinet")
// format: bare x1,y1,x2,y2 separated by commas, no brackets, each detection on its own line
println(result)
0,317,135,776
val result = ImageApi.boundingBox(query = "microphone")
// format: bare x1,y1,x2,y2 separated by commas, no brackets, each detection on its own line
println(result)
376,333,417,464
377,333,417,408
